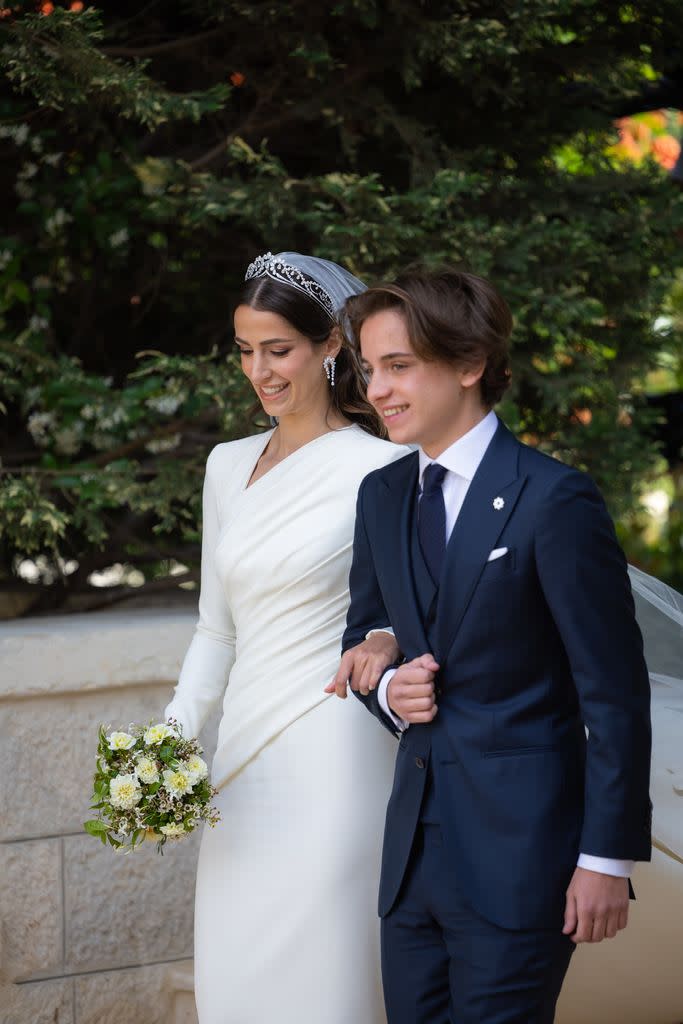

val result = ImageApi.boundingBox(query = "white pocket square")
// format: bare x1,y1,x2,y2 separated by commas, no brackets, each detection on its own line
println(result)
487,547,508,562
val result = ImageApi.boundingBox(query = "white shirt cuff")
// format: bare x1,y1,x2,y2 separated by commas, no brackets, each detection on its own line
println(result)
377,668,408,734
577,854,634,878
365,627,396,639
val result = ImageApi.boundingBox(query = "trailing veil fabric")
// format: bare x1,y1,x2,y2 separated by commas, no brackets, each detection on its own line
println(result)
628,566,683,865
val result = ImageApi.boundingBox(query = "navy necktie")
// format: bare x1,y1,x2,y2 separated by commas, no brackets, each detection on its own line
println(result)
418,463,447,583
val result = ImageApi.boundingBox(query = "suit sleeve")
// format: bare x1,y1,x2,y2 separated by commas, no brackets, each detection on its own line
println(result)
343,476,402,738
535,470,652,861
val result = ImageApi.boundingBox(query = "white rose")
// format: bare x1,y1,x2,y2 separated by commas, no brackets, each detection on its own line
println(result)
160,823,186,838
109,773,142,810
162,767,194,800
135,756,160,785
107,731,137,751
184,754,208,784
143,723,176,746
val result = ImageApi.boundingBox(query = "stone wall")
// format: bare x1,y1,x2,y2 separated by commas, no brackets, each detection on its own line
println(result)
2,610,682,1023
0,610,208,1024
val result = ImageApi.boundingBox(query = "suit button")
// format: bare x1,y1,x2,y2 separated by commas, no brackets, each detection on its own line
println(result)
415,757,425,769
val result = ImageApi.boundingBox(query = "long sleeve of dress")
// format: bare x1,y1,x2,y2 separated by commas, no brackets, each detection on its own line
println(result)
164,448,236,738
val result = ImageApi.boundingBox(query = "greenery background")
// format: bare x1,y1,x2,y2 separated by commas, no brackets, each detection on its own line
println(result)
1,0,681,614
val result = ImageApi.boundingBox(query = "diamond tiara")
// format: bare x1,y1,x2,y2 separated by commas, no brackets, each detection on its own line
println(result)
244,252,336,320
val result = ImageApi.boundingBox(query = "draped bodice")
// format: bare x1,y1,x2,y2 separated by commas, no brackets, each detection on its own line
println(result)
165,425,408,788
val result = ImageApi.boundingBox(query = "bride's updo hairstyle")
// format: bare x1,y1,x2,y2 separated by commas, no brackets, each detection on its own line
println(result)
238,258,384,438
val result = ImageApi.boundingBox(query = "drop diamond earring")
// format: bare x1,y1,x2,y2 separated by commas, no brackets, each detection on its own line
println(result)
323,355,336,388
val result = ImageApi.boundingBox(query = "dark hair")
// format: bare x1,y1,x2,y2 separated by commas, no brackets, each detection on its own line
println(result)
345,267,513,407
238,274,384,436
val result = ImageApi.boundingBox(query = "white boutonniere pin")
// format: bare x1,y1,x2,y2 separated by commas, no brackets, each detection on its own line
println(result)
492,496,505,510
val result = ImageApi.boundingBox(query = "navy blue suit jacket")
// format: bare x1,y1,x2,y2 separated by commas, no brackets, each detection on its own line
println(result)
343,419,652,930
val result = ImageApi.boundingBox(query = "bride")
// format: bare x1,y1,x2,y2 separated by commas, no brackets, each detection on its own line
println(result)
164,251,406,1023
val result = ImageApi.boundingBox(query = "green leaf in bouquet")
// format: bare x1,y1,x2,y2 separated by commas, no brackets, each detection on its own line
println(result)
146,781,161,794
84,819,108,836
106,833,122,849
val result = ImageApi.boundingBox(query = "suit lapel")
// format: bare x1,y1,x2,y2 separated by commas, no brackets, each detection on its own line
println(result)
434,422,527,663
378,454,431,658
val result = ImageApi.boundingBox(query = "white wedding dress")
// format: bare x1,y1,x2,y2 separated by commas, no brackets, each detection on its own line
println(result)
165,425,406,1024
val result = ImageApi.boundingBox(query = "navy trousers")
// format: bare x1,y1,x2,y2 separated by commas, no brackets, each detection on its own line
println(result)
381,824,574,1024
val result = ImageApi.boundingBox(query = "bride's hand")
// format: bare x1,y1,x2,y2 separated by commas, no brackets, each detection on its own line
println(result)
325,631,400,699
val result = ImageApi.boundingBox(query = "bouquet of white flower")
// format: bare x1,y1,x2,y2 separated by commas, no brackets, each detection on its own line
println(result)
84,720,220,852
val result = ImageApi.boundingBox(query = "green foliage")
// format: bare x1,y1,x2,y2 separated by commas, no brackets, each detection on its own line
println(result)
1,0,682,609
3,9,231,126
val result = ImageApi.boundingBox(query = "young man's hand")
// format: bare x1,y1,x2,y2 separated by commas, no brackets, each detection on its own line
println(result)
563,867,630,943
387,654,439,723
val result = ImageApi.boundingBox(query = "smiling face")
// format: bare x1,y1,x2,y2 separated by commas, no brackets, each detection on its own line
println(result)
360,308,486,457
234,304,338,421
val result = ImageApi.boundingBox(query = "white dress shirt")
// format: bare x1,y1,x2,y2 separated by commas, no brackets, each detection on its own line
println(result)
371,410,633,879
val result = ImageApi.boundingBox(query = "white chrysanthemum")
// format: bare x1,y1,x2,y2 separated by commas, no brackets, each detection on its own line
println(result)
162,767,194,800
143,723,177,746
184,754,208,784
107,731,137,751
109,773,142,810
160,822,186,838
135,756,160,785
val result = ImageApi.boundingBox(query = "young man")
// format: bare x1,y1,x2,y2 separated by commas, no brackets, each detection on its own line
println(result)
330,268,652,1023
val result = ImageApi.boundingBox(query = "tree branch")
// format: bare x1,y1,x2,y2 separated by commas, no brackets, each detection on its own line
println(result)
102,28,225,59
90,407,219,467
59,568,200,614
188,62,378,172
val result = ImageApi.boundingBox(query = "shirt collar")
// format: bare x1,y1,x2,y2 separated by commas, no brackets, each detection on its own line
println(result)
418,409,498,485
